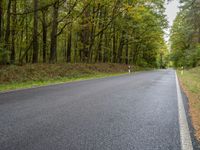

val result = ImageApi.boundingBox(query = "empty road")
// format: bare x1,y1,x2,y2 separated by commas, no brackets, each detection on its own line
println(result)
0,69,196,150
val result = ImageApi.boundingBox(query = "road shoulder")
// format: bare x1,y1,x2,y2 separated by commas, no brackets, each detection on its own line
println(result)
175,72,193,150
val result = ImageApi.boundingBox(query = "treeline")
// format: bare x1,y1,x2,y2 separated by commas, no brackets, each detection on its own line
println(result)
170,0,200,68
0,0,167,67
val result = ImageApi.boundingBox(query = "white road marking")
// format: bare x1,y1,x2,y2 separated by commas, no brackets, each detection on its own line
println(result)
175,72,193,150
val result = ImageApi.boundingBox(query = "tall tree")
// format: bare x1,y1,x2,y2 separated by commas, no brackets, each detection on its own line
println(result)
0,0,3,40
10,0,17,64
67,25,72,63
50,0,59,63
3,0,12,64
170,0,200,67
32,0,39,63
41,8,48,63
80,0,90,62
0,0,168,67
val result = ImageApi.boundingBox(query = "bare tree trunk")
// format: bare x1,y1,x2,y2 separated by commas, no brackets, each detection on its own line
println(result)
96,6,104,62
3,0,12,64
133,44,141,64
50,1,59,63
67,28,72,63
41,9,48,63
97,31,103,62
88,5,97,63
125,39,128,64
117,31,125,63
80,1,90,63
63,35,67,61
10,0,17,64
32,0,39,63
0,0,3,40
74,32,78,63
112,25,116,63
103,33,108,63
25,14,29,63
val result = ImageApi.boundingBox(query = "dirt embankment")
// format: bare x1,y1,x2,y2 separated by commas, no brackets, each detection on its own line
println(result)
0,63,140,84
178,67,200,141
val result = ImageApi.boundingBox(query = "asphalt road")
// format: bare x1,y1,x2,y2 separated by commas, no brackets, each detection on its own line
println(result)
0,69,197,150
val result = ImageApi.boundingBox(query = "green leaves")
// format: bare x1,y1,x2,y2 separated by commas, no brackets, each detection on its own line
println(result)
170,1,200,68
0,0,168,66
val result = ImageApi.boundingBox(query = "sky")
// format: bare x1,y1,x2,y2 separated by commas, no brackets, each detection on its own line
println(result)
164,0,180,41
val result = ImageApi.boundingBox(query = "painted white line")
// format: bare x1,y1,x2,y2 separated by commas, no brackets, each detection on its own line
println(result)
175,72,193,150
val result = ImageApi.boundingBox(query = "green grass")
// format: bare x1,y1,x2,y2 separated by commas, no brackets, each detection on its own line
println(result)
0,64,133,92
0,72,128,92
0,63,152,92
177,66,200,140
178,67,200,94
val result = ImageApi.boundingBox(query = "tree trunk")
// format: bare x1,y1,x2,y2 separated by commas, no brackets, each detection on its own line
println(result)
96,6,104,62
42,9,47,63
117,31,125,63
67,28,72,63
25,14,29,63
125,39,129,64
97,32,103,62
32,0,39,63
80,2,90,62
10,0,17,64
103,33,108,63
63,35,67,61
133,44,140,64
74,32,78,63
0,0,3,40
50,1,59,63
88,5,97,63
112,26,116,63
3,0,12,64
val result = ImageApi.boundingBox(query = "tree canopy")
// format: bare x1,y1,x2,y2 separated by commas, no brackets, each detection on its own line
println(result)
0,0,168,68
170,0,200,67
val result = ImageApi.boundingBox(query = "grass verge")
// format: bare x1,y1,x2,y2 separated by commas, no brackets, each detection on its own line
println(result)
0,72,126,92
0,63,144,92
178,67,200,141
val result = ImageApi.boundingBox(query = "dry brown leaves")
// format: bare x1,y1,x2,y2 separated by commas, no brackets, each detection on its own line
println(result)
179,79,200,141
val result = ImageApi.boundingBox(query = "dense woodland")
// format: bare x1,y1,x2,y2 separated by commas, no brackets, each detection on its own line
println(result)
170,0,200,68
0,0,168,67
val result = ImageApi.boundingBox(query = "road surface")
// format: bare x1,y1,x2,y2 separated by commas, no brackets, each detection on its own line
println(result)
0,69,197,150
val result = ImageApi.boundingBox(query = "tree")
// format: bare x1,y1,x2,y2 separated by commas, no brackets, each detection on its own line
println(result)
170,0,200,67
10,0,17,64
0,0,3,40
0,0,168,67
3,0,12,64
32,0,39,63
41,7,48,63
50,0,59,63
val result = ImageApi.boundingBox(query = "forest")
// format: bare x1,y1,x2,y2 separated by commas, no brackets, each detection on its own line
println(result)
0,0,168,68
169,0,200,142
170,0,200,68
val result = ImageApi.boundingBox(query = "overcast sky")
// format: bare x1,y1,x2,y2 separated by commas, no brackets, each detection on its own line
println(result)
164,0,180,41
165,0,180,27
